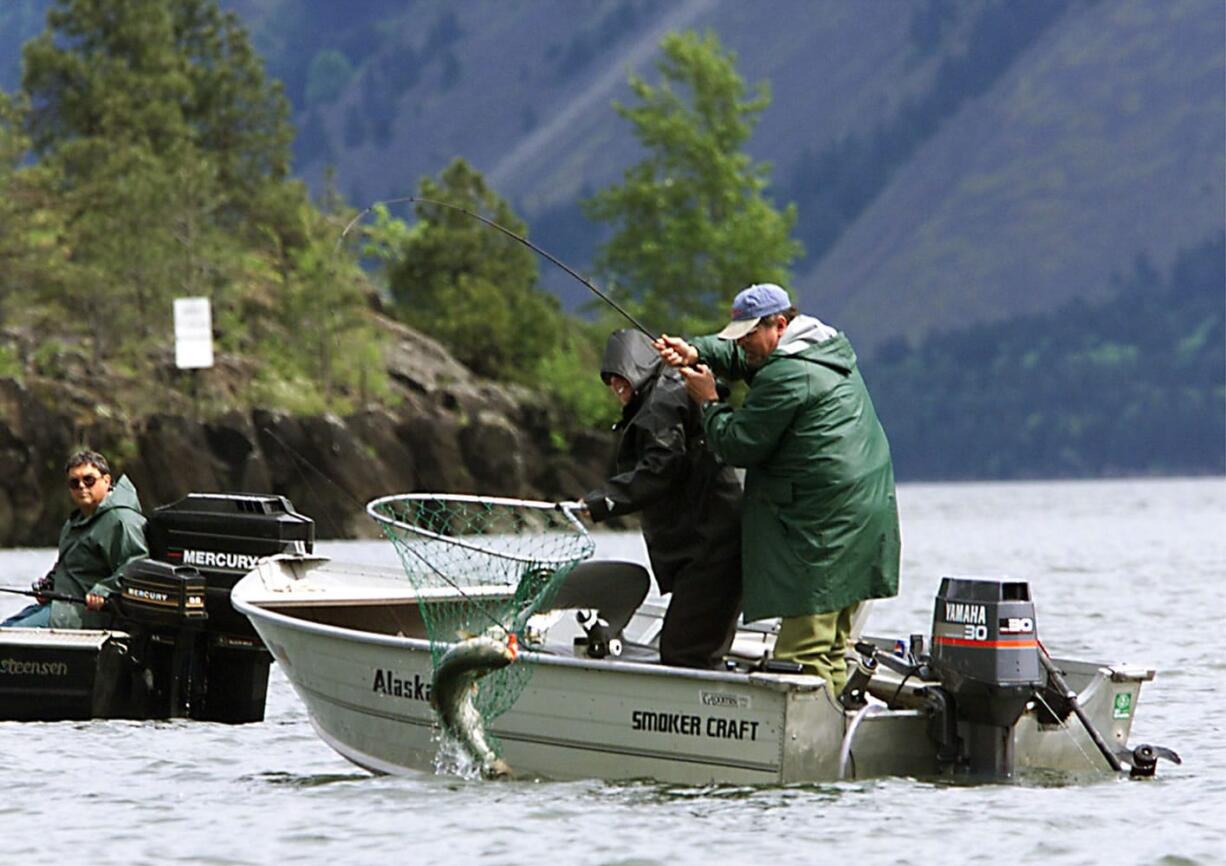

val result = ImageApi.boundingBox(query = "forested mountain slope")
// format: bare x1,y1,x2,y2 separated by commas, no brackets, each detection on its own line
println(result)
243,0,1224,357
5,0,1220,355
804,0,1225,351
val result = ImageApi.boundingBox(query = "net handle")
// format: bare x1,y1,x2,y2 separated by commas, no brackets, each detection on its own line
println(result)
366,494,591,568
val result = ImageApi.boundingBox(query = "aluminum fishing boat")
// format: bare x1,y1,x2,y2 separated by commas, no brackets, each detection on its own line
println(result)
232,550,1172,784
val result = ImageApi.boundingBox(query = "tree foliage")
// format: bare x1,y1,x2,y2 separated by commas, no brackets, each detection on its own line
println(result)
376,158,564,382
0,0,383,415
869,232,1225,480
584,30,801,335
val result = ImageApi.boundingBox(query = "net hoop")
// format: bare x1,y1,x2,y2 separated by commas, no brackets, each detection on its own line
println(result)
366,493,590,569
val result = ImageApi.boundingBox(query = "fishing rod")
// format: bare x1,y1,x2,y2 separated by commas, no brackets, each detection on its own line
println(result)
0,586,88,605
337,195,659,342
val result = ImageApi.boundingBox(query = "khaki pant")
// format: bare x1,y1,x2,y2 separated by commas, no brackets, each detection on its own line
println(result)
773,603,861,696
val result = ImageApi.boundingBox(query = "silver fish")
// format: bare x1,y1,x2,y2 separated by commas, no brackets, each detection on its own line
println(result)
430,631,518,778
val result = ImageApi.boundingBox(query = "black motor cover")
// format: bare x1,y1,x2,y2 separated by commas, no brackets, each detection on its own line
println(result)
136,493,314,722
117,560,208,628
929,577,1044,727
146,493,314,636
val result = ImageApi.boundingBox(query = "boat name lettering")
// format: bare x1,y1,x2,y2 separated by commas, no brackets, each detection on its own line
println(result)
705,717,760,741
182,549,262,570
700,690,750,709
631,710,759,741
372,668,431,701
943,602,986,625
632,710,702,736
0,657,69,676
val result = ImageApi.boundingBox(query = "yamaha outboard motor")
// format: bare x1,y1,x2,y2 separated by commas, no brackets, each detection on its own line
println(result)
928,577,1044,777
118,493,313,722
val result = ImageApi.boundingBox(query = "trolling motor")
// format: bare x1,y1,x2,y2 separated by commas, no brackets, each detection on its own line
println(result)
1037,647,1181,778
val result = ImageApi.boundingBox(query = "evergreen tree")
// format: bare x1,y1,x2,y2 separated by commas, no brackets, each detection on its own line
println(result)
379,158,563,382
6,0,384,412
22,0,291,201
584,31,801,335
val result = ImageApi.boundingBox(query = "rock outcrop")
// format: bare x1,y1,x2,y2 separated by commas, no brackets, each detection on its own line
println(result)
0,318,613,546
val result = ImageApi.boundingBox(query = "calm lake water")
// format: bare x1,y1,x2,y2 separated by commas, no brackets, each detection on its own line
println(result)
1,477,1223,865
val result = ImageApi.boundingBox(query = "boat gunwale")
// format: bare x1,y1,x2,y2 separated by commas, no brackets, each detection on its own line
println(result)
233,572,827,688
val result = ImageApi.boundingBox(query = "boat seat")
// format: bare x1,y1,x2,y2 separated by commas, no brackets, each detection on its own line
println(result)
539,560,650,638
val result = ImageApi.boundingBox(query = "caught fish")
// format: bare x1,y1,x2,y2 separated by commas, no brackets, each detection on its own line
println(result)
430,631,519,778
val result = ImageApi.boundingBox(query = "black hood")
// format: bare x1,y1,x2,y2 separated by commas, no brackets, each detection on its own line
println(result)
600,329,661,392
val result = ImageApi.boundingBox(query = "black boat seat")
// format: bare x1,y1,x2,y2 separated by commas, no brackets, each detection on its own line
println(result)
539,560,650,638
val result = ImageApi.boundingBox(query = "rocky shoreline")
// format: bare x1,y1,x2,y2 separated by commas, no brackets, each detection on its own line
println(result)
0,318,614,547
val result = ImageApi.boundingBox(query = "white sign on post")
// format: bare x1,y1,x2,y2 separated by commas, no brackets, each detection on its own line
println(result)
174,297,214,369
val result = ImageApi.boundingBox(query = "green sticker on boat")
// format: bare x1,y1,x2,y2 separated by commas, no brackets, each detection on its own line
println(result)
1112,692,1133,719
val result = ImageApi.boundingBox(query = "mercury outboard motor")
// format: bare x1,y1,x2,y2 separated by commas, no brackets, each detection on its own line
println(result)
117,493,313,722
928,576,1044,777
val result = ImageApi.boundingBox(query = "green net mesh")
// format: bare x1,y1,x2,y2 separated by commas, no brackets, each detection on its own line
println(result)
367,493,594,722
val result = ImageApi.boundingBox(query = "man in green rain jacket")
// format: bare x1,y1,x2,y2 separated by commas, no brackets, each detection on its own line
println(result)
2,450,148,630
655,284,900,693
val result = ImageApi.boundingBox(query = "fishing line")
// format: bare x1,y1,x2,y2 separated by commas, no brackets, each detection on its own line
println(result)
259,427,509,635
337,195,659,341
258,428,347,540
1030,689,1101,771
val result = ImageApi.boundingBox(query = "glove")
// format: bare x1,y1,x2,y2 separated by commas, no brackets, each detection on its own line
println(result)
32,572,54,604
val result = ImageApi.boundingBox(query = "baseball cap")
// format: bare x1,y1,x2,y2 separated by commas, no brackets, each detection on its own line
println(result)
715,283,793,340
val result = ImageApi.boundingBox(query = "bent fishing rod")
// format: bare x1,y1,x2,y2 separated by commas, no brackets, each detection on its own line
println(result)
338,195,659,342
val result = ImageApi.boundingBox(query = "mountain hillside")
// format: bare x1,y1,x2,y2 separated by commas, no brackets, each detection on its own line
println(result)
3,0,1222,355
229,0,973,315
804,0,1226,350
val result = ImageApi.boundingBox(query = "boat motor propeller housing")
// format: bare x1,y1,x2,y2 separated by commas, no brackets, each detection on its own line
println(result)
928,577,1044,776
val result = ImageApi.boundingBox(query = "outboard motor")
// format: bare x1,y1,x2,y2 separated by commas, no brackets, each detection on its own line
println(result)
117,493,313,722
928,577,1044,777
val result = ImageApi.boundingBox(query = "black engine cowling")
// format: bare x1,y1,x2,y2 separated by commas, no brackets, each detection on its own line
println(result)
116,493,314,722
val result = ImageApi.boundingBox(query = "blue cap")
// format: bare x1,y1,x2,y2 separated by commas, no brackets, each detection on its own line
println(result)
716,283,792,339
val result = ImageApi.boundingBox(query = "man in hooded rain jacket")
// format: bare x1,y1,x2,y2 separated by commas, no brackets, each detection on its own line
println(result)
2,450,148,629
654,284,900,694
582,329,743,669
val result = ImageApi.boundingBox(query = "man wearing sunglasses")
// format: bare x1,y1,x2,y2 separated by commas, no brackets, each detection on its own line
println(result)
2,450,148,628
654,284,900,696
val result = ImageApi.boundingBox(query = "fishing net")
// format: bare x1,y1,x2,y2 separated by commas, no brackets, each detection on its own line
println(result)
366,493,594,723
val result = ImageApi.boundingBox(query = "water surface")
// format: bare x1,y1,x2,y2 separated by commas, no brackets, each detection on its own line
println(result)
1,478,1222,865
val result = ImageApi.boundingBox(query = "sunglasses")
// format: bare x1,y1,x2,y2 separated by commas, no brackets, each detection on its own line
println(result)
67,475,102,490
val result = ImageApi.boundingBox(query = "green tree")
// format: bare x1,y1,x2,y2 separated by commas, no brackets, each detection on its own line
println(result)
249,199,386,413
0,89,71,334
8,0,384,413
23,0,291,203
584,30,802,335
0,91,31,326
378,158,564,382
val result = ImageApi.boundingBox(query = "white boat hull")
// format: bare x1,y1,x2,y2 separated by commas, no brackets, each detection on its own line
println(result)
233,556,1153,784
